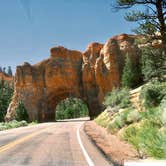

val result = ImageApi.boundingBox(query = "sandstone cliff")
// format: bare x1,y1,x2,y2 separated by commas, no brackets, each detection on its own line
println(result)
6,34,141,122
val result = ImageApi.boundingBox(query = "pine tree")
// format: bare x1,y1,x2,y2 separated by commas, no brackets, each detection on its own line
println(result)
0,80,14,122
122,54,142,88
122,55,134,88
112,0,166,47
112,0,166,81
142,47,165,81
15,101,29,121
7,66,13,76
2,67,6,74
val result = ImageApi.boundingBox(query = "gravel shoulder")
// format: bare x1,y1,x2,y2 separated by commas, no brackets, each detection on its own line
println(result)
84,121,139,166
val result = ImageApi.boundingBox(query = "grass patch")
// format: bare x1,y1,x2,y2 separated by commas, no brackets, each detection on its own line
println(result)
121,120,166,159
95,111,110,128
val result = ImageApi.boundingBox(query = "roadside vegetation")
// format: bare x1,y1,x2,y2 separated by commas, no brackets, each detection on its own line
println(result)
95,82,166,159
55,97,89,120
0,120,28,131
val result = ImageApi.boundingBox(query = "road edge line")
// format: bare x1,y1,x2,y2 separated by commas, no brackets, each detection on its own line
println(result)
77,122,94,166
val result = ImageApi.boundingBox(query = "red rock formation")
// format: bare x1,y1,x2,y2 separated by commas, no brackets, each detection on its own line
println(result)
0,71,13,82
6,34,141,122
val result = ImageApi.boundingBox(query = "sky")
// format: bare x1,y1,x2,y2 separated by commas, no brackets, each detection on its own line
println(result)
0,0,137,72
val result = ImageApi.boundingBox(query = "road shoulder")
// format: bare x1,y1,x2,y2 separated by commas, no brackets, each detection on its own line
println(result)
84,121,138,166
80,122,112,166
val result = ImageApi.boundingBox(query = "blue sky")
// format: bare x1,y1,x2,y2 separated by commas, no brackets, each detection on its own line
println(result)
0,0,137,72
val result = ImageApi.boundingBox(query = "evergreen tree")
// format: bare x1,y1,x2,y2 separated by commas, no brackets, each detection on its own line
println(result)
55,98,89,120
142,47,165,81
0,66,2,72
112,0,166,81
15,101,29,121
0,80,14,122
7,66,13,76
122,54,142,88
2,67,6,74
112,0,166,47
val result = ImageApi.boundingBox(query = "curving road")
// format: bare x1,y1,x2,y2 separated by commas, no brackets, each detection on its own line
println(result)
0,118,111,166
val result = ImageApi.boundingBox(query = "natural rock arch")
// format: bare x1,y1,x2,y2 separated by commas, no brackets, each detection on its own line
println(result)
5,34,141,122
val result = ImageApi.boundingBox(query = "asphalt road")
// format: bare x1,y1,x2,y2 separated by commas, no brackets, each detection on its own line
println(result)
0,118,111,166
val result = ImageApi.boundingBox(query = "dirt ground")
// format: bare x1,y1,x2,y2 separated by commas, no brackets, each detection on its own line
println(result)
84,121,138,166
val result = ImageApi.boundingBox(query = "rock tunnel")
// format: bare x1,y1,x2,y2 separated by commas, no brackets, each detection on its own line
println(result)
5,34,141,122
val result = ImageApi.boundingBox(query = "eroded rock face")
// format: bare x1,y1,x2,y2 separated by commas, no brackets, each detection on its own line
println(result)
6,34,141,122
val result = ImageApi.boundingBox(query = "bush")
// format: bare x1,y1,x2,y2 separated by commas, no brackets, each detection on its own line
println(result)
106,108,135,133
138,120,166,159
122,112,166,159
140,81,166,108
107,116,125,134
0,120,28,131
15,101,29,121
122,124,140,151
160,97,166,125
122,120,166,159
141,107,163,127
103,88,131,108
127,109,141,123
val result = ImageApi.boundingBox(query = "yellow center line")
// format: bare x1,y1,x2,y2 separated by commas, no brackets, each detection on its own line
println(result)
0,125,53,154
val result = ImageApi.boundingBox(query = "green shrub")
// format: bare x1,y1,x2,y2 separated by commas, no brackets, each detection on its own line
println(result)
138,120,166,159
160,97,166,126
106,108,134,133
122,124,141,152
122,119,166,159
15,101,29,121
0,120,28,131
127,109,141,123
107,116,125,134
141,107,163,127
140,81,166,108
103,88,131,108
